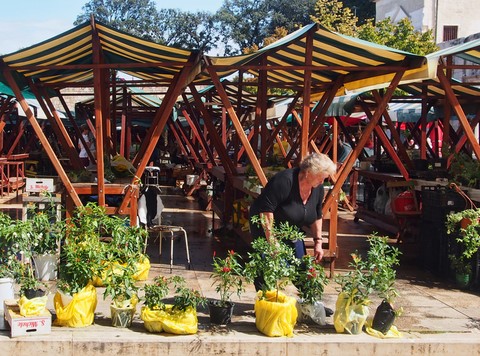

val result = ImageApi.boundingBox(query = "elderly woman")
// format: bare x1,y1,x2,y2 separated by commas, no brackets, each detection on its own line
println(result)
249,152,337,292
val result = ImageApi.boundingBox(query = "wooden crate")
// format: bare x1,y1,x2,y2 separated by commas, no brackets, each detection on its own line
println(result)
3,300,52,337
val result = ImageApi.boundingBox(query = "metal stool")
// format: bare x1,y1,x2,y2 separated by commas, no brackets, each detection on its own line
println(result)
150,225,191,272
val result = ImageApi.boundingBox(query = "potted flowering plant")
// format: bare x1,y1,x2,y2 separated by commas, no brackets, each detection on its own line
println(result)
209,250,245,325
334,234,401,335
244,215,304,337
54,203,106,327
446,207,480,288
103,262,139,327
141,275,206,334
244,216,303,299
294,255,329,325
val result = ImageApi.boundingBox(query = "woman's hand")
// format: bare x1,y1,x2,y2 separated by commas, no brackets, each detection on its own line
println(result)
313,239,324,262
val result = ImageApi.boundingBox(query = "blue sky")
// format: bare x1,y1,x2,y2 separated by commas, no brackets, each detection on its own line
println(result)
0,0,224,54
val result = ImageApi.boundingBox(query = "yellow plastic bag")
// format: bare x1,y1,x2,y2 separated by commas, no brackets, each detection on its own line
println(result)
111,154,136,175
140,306,165,333
365,319,403,338
53,284,98,327
93,257,150,286
134,256,150,281
18,295,48,317
161,305,198,334
92,261,122,287
254,290,298,337
140,305,198,334
333,292,369,334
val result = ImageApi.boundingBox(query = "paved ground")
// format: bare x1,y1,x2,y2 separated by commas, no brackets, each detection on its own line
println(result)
1,187,480,355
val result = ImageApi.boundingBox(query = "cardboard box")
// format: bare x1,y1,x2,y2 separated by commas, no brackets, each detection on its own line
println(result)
4,300,52,337
25,178,55,193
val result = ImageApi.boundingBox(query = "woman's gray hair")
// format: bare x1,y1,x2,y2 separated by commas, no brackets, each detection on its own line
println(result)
299,153,337,176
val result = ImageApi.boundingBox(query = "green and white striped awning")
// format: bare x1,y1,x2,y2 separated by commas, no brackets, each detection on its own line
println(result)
399,78,480,98
0,19,201,92
201,23,431,94
428,37,480,65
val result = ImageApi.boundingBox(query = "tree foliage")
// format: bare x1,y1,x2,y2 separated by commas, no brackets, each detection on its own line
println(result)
75,0,163,42
264,0,318,35
216,0,271,55
310,0,358,36
311,0,438,55
356,18,438,55
243,27,289,54
74,0,437,57
157,9,220,52
342,0,375,25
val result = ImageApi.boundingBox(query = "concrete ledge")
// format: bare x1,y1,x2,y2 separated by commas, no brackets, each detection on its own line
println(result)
1,319,479,356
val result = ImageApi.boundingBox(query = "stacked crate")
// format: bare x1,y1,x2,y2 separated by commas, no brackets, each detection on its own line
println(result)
420,185,468,276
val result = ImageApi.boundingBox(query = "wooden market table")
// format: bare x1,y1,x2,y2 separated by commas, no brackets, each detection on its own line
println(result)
65,182,140,225
350,168,407,235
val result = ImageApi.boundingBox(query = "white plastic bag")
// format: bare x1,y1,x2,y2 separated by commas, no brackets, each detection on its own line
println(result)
374,185,388,214
296,299,327,325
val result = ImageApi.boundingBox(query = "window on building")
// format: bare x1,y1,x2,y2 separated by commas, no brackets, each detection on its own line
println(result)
443,26,458,41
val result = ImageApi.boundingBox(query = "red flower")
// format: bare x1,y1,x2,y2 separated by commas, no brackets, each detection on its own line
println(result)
222,267,231,273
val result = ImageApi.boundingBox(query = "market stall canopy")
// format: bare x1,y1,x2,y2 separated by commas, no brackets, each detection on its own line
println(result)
398,78,480,98
427,36,480,65
1,82,66,119
0,19,202,91
0,82,35,99
200,23,433,95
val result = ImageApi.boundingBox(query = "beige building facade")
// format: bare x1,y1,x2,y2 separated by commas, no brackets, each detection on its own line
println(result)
374,0,480,43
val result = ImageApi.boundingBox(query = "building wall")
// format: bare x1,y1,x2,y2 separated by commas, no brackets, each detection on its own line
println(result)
374,0,480,43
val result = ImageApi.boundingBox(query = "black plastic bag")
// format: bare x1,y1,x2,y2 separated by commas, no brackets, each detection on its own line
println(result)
372,299,396,334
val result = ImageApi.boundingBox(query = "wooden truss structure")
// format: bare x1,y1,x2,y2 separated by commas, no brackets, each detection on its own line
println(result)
2,19,480,271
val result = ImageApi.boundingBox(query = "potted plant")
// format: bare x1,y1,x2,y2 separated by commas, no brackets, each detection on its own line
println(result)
367,235,402,334
29,207,64,282
141,275,206,334
18,263,47,299
53,203,105,327
209,249,245,325
446,207,480,288
92,211,149,287
9,217,49,299
294,255,329,325
105,219,150,282
0,213,22,306
449,152,480,188
16,262,49,317
334,234,401,335
103,262,139,327
244,216,304,337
